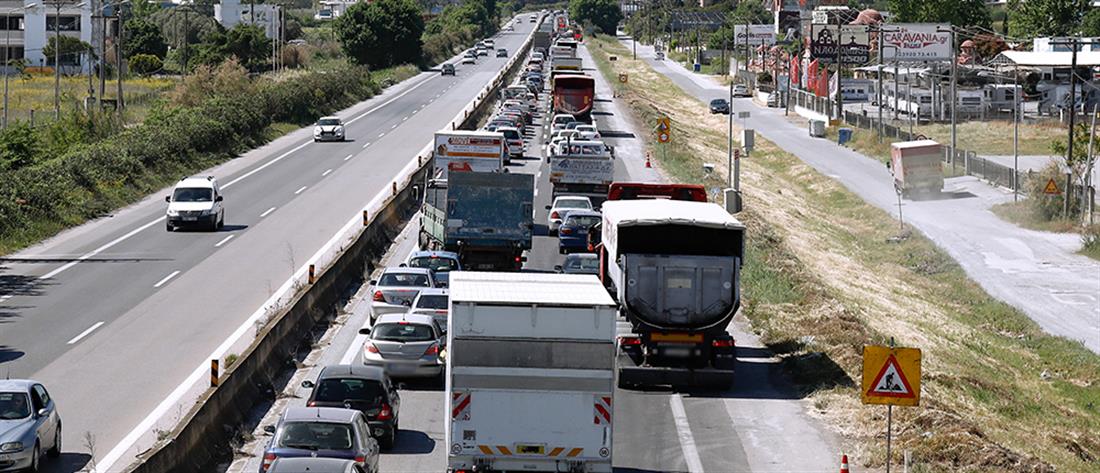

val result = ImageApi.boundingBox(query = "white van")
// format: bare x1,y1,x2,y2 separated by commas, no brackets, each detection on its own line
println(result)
165,176,225,231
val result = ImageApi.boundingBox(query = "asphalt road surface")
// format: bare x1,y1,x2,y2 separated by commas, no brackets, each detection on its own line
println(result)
0,18,539,473
230,41,840,473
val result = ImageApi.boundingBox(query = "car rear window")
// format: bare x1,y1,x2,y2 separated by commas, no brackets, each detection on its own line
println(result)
566,215,600,228
408,256,459,272
416,295,449,310
372,323,436,342
277,422,354,451
314,378,385,405
172,187,212,202
565,256,599,272
0,392,30,419
378,273,430,287
556,198,591,209
501,129,520,140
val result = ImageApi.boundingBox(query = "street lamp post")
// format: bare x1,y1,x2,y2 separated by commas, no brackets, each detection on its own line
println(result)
4,3,36,128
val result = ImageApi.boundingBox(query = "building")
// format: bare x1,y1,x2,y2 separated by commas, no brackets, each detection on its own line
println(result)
1033,37,1100,53
1,0,94,74
215,0,281,39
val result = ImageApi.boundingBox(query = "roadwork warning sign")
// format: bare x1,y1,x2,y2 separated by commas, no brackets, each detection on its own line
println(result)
1043,178,1062,195
861,345,921,406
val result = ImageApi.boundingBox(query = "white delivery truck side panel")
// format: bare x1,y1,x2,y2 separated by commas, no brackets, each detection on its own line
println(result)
434,130,507,179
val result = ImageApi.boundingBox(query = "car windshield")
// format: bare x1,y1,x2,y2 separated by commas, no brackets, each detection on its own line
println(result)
408,256,459,272
711,99,726,105
565,256,599,272
371,323,436,342
566,215,600,228
313,378,385,406
277,422,354,451
554,116,574,125
378,272,430,287
501,129,520,140
172,187,212,202
556,198,591,209
318,118,341,126
0,392,30,419
565,122,582,130
416,294,449,310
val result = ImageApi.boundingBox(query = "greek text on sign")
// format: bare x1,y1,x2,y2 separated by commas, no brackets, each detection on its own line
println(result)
861,345,921,407
881,24,951,61
811,25,871,64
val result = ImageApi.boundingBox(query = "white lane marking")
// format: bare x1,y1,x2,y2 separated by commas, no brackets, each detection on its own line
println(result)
294,186,308,195
346,74,434,125
223,141,311,189
214,235,235,247
260,207,277,218
153,270,181,289
38,217,165,281
67,321,105,345
362,142,370,148
322,169,333,177
533,187,539,197
391,124,397,129
669,394,705,473
378,133,385,138
403,116,409,121
345,154,354,161
66,321,105,343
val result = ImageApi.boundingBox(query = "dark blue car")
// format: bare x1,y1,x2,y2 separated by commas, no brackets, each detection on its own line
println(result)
557,210,602,254
260,407,380,473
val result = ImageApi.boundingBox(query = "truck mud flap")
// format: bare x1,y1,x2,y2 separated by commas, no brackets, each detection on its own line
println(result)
617,352,734,390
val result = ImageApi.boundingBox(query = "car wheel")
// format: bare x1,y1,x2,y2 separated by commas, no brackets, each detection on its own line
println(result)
48,425,61,458
381,431,395,450
166,222,173,232
218,212,225,230
28,442,39,472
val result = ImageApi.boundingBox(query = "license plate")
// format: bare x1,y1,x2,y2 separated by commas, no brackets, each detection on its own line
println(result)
183,216,198,221
651,332,704,343
387,363,414,373
663,347,693,358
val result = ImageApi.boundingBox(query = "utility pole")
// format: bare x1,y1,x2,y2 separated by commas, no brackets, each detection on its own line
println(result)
833,22,842,121
1014,64,1020,201
4,3,36,128
116,0,123,109
98,6,105,105
728,76,733,188
1087,104,1097,224
939,26,958,172
1051,38,1082,180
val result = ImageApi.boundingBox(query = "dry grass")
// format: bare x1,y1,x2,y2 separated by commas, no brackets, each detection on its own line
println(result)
990,201,1083,233
591,34,1100,472
2,73,173,124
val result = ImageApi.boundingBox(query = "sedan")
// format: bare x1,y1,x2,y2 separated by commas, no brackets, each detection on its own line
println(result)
546,195,593,235
313,116,346,142
440,63,455,76
461,55,476,65
557,209,601,254
0,380,61,472
555,253,599,275
405,250,461,287
368,268,435,324
496,48,508,58
732,84,750,97
709,98,730,114
360,313,446,379
301,365,400,450
407,288,449,329
260,408,379,473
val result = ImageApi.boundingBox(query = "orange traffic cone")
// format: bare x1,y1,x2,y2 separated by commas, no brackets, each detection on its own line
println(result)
645,154,652,168
839,454,849,473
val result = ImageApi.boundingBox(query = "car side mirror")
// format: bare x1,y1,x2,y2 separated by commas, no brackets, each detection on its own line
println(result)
301,380,315,389
263,425,276,434
545,205,551,210
398,263,407,267
369,280,377,285
164,196,171,202
359,327,371,335
215,195,224,202
554,265,563,273
36,408,48,418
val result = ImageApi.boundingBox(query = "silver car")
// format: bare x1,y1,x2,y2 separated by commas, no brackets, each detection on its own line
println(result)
0,380,61,472
368,267,435,324
360,313,446,379
407,288,449,329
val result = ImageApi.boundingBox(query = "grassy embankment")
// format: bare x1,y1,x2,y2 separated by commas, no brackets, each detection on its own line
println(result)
589,34,1100,472
3,74,174,124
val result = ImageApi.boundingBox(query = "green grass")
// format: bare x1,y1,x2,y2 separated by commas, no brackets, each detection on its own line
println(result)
588,33,1100,471
991,200,1082,233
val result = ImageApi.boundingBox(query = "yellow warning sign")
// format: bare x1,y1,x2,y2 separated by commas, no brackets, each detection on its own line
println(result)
1043,178,1062,195
656,117,671,143
861,345,921,407
619,73,628,83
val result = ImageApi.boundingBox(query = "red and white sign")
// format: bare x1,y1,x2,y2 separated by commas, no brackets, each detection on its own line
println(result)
593,395,612,425
881,24,952,61
452,391,471,420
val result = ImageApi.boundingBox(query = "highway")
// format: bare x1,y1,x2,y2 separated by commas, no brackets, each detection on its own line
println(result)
230,40,840,473
0,18,539,472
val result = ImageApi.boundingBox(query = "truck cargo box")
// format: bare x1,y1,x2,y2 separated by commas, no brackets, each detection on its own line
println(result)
890,139,943,198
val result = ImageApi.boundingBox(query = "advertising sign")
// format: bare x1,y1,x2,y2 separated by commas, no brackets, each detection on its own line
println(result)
881,24,952,61
734,25,776,46
811,24,871,64
549,157,615,184
777,10,801,40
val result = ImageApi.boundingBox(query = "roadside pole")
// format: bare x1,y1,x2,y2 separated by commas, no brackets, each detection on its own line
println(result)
834,22,842,122
1014,64,1020,202
948,28,959,173
877,37,884,141
862,339,922,473
1086,105,1097,224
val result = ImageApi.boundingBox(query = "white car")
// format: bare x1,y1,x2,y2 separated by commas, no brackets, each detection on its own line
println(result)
313,116,345,142
165,175,225,231
732,84,750,97
484,39,495,47
550,113,576,133
497,126,524,160
462,55,476,65
574,124,600,139
546,195,593,235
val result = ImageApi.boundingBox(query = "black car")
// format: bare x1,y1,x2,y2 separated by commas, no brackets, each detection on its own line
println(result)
496,48,508,58
709,98,730,114
302,365,401,450
441,63,455,76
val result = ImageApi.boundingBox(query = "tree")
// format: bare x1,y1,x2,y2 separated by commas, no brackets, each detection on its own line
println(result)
889,0,991,30
129,53,163,75
568,0,622,34
124,18,168,59
728,0,771,25
1084,8,1100,36
334,0,424,68
1009,0,1090,37
192,24,269,70
43,36,93,66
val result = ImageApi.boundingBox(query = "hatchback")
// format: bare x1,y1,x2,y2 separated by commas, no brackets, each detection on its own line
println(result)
301,365,400,450
267,458,366,473
260,408,380,473
360,313,446,379
441,64,455,76
405,250,461,287
0,380,61,473
407,288,450,329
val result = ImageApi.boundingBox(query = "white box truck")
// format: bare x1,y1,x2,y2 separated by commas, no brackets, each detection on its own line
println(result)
445,272,617,473
434,130,507,179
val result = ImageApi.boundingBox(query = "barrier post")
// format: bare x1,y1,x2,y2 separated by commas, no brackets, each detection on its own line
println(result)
210,359,219,387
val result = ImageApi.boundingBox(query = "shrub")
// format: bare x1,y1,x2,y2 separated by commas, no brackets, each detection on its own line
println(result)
1026,162,1071,220
130,54,164,76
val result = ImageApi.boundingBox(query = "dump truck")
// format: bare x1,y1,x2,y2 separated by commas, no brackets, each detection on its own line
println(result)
595,199,745,389
434,130,507,180
446,272,616,473
551,74,595,123
420,172,533,271
890,139,943,198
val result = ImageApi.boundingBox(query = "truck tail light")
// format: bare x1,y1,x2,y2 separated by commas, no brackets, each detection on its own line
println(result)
365,342,380,354
372,291,385,302
424,343,440,356
377,403,393,421
712,339,735,348
618,336,641,346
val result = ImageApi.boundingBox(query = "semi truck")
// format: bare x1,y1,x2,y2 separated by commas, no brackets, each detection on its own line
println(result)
420,172,534,271
551,74,595,123
890,139,943,199
446,272,616,473
434,130,507,179
595,199,745,389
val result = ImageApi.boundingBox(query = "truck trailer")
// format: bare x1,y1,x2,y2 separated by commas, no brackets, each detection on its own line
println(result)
551,74,595,123
890,139,943,199
596,199,745,389
445,272,617,473
434,130,507,179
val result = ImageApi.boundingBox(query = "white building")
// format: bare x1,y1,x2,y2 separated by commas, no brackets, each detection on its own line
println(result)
215,0,281,40
1,0,94,74
1033,37,1100,53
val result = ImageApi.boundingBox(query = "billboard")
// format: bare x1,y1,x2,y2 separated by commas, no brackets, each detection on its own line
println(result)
811,24,871,64
734,25,777,46
777,10,801,40
881,24,952,61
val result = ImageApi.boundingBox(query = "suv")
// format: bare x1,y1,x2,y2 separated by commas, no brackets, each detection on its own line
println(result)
441,63,455,76
165,176,225,231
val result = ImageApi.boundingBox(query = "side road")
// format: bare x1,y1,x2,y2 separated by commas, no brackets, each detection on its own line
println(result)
621,37,1100,354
